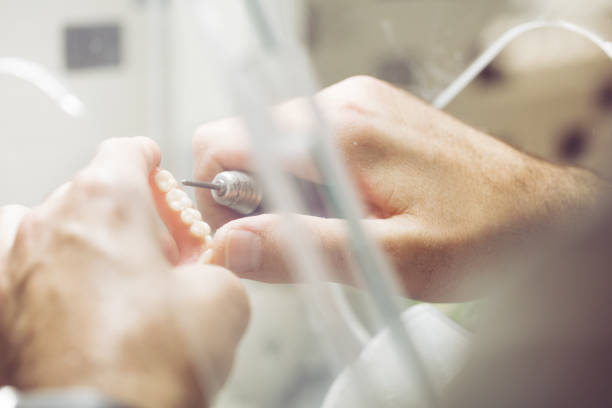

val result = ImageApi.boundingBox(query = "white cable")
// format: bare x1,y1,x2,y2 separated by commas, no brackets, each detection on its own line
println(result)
0,387,18,408
433,20,612,109
0,57,85,117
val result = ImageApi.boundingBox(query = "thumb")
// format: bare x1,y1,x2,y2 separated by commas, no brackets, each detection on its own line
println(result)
209,213,433,295
171,263,250,399
210,213,360,285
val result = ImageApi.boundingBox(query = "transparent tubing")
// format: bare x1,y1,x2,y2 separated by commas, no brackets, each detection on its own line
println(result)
0,57,85,117
183,6,612,406
433,19,612,109
193,0,437,406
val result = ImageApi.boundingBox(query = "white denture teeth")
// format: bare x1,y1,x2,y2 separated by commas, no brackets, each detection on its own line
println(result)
155,169,178,193
190,221,211,238
166,188,187,202
180,208,202,225
167,188,191,211
180,196,193,209
205,234,213,247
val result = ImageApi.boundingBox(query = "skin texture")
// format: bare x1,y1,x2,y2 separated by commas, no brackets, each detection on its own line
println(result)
0,138,250,408
193,75,606,301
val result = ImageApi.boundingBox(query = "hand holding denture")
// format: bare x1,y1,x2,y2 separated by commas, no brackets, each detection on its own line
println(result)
0,137,249,407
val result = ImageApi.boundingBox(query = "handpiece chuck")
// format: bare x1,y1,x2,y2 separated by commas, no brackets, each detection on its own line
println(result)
182,171,262,215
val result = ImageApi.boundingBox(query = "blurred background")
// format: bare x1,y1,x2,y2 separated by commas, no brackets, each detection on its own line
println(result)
0,0,610,407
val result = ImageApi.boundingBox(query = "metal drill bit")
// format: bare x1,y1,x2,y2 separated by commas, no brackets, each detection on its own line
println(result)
181,179,223,191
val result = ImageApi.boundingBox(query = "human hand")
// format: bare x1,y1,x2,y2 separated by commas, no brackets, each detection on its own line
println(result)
192,76,604,301
0,204,30,387
0,138,250,407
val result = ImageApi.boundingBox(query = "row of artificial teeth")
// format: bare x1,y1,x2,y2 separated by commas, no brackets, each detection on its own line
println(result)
156,169,213,244
189,218,211,238
166,188,193,212
155,169,178,193
180,207,202,224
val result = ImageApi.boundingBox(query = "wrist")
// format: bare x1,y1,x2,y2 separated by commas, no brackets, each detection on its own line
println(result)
533,161,609,225
4,316,207,408
7,359,203,408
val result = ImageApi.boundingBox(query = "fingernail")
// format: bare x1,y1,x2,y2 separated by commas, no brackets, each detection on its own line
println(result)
225,229,262,275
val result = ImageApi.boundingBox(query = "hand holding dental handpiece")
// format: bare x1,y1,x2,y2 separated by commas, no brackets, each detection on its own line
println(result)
182,171,333,218
0,138,249,408
193,76,607,301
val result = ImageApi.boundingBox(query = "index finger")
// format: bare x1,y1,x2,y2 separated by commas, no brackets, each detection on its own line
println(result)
60,137,162,225
191,101,324,229
88,136,161,181
75,137,161,198
192,118,253,229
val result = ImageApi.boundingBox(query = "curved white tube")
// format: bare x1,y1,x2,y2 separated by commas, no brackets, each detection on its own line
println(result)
0,386,18,408
433,20,612,109
322,304,471,408
0,57,85,117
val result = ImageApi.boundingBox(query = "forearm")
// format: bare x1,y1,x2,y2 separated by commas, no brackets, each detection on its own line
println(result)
523,159,611,232
2,307,206,408
393,155,611,302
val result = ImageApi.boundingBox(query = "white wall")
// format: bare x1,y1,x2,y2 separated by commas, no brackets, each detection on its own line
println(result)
0,0,150,205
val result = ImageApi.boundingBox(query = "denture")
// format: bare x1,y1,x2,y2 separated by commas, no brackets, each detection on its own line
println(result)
149,167,213,265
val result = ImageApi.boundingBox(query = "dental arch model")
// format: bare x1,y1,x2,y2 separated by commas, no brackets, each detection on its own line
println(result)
150,168,213,265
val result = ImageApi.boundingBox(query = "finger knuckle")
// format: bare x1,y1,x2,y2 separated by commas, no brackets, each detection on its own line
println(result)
72,169,115,197
70,170,135,221
334,114,379,159
336,75,389,96
330,76,388,121
325,78,386,152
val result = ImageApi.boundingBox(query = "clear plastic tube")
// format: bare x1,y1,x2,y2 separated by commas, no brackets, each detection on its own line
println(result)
183,2,612,407
191,0,437,405
433,20,612,109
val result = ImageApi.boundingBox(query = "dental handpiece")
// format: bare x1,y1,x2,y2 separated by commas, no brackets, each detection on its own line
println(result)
182,171,332,217
182,171,263,215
